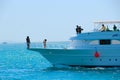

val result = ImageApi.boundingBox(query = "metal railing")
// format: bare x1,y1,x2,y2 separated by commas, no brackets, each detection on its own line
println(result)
30,42,70,49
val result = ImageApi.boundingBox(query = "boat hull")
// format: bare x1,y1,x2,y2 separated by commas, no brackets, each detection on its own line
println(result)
29,48,120,67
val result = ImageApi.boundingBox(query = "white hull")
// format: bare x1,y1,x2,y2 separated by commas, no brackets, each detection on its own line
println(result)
29,21,120,67
30,48,120,67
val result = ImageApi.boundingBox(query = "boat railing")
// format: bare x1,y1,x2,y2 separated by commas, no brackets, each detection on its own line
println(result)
93,21,120,32
30,42,70,49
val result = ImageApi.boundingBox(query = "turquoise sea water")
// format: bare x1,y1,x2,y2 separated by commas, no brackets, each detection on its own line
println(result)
0,42,120,80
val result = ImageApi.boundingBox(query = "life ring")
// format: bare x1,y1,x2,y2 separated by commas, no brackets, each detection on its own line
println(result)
94,51,100,58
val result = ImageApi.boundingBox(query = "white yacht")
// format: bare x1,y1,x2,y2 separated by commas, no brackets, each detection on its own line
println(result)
29,21,120,67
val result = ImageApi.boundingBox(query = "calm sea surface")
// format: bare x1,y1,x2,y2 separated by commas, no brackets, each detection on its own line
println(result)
0,42,120,80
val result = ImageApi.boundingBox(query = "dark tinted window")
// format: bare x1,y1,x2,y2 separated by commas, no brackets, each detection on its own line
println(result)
100,40,111,45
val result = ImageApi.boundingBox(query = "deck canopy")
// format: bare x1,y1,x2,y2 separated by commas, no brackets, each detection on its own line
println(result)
94,21,120,24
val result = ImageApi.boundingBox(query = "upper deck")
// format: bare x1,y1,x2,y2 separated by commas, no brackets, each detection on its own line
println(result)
93,21,120,32
70,31,120,40
71,21,120,40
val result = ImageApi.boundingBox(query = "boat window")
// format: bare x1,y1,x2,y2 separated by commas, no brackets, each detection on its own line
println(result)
112,40,120,44
99,40,111,45
90,40,99,45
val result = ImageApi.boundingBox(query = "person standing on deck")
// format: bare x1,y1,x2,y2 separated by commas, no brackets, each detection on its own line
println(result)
78,26,83,33
26,36,30,49
113,25,117,31
100,24,106,31
76,25,79,34
43,39,47,48
76,25,83,34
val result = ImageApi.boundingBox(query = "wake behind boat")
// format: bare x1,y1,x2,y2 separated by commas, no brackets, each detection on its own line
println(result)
29,21,120,67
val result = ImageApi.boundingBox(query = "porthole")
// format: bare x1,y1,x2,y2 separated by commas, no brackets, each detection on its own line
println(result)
90,59,93,61
115,59,117,61
109,59,111,61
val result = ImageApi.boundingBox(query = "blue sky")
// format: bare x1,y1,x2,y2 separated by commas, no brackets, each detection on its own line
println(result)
0,0,120,42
